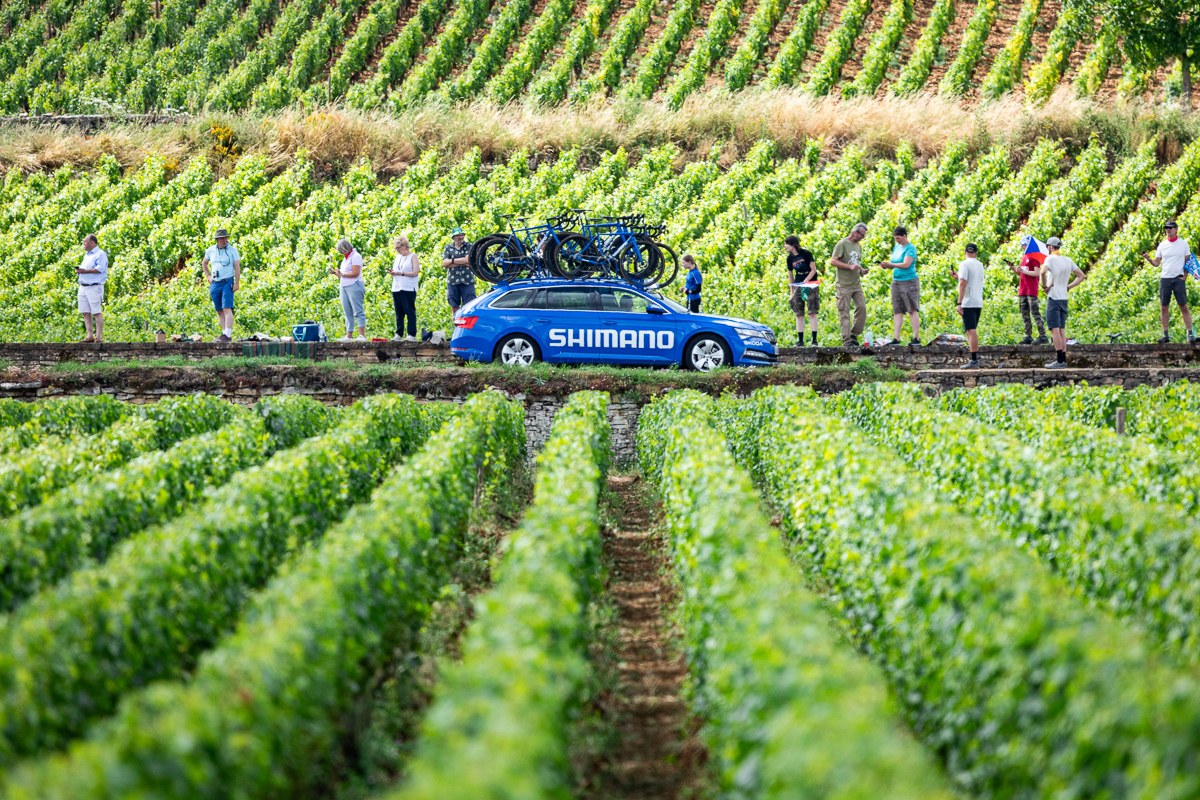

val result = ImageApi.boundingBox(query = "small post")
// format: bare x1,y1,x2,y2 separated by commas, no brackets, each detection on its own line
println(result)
1116,407,1126,436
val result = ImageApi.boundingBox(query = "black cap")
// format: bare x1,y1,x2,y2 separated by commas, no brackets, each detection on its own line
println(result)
1165,220,1179,229
893,226,907,236
965,243,978,253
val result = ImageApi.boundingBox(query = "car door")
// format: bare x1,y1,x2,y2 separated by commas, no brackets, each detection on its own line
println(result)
595,286,680,365
528,286,601,362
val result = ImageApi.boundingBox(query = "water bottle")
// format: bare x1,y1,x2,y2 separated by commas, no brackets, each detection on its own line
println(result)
864,328,874,346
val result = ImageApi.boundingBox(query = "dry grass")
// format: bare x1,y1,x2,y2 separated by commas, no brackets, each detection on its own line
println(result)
0,86,1194,179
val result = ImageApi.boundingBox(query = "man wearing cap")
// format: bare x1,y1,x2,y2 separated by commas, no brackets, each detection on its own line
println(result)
201,229,240,342
956,243,985,368
1143,220,1194,343
1042,236,1086,369
880,226,920,345
829,223,870,347
75,233,107,343
443,226,475,317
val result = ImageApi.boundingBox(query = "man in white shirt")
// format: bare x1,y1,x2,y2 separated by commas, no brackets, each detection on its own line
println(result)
956,243,985,369
75,234,107,343
201,229,241,343
1041,236,1086,369
1142,220,1194,343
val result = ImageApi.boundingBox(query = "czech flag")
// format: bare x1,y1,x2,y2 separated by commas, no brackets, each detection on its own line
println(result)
1020,234,1049,265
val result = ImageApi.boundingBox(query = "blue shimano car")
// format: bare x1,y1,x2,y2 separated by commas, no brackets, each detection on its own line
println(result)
450,279,777,371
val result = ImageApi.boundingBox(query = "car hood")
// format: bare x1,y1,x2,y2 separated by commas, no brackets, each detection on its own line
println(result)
696,314,772,331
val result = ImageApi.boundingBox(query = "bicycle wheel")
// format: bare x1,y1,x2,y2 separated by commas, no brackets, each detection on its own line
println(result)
471,235,523,283
549,232,598,279
653,241,679,289
618,235,661,281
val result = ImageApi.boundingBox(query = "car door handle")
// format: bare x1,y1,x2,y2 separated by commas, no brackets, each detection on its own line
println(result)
602,321,618,325
535,318,551,323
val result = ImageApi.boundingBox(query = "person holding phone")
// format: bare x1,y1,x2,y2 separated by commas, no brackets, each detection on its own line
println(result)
330,239,366,341
879,226,920,345
1007,254,1048,345
389,235,420,342
201,229,240,342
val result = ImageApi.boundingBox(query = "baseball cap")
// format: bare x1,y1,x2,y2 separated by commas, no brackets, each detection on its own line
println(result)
964,243,978,253
1047,236,1062,247
1165,220,1179,229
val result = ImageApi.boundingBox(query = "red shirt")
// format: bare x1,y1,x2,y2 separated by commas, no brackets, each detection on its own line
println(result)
1017,254,1040,297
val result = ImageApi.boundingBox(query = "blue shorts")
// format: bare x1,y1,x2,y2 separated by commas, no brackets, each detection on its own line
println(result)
210,278,235,311
1046,298,1068,329
447,282,476,307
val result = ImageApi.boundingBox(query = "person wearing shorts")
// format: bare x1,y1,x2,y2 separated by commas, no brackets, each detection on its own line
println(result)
75,234,107,343
1142,220,1194,343
443,226,475,316
201,229,240,343
880,226,919,345
956,243,985,368
784,235,819,345
1041,236,1086,369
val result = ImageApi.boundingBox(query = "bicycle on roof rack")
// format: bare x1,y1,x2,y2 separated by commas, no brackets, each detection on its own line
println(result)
468,209,678,288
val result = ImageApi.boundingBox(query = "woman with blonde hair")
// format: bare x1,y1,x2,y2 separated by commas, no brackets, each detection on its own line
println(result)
329,239,366,341
388,234,420,342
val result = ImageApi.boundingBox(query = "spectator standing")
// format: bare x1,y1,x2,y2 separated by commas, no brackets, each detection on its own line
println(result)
388,235,420,342
784,235,819,346
75,234,107,343
1142,220,1195,343
443,226,475,316
1041,236,1087,369
956,243,985,369
330,239,367,341
880,226,920,345
829,223,870,347
684,254,702,312
201,229,240,342
1008,254,1048,344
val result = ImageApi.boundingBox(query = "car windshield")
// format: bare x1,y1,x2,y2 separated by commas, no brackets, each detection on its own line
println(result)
650,293,689,314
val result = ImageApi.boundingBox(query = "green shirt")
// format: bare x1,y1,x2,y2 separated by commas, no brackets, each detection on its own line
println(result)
832,237,863,290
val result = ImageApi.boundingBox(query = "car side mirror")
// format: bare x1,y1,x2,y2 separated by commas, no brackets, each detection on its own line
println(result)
646,306,667,315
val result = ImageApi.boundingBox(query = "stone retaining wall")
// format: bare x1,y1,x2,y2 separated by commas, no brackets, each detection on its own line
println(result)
779,342,1200,370
914,367,1200,393
0,341,458,368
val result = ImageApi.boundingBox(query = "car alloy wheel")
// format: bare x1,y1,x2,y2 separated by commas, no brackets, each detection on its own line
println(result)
498,335,539,367
687,336,728,371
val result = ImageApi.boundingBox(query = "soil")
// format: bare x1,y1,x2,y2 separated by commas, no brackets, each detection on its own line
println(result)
700,0,762,91
961,0,1024,103
796,0,850,78
833,0,887,86
922,0,977,89
581,474,707,799
874,0,936,96
577,0,644,75
441,0,506,83
349,0,451,87
649,0,716,100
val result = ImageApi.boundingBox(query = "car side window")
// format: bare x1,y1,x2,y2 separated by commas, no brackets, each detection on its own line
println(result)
490,289,535,309
597,287,652,313
544,287,595,310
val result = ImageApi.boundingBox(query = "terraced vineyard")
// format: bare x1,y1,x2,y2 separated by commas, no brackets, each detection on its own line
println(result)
2,131,1198,345
0,0,1187,114
5,380,1200,799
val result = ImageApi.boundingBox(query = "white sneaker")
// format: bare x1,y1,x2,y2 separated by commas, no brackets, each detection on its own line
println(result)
1045,360,1069,369
336,336,355,343
403,335,417,342
392,335,406,342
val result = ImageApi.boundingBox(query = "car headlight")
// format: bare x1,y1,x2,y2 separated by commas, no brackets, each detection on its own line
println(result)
734,327,767,342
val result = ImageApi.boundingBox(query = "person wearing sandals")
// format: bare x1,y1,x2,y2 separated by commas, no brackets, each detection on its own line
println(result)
201,229,240,342
76,234,107,343
389,235,420,342
330,239,367,341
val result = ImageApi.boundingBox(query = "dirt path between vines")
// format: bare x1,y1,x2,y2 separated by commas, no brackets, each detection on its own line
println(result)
584,474,707,800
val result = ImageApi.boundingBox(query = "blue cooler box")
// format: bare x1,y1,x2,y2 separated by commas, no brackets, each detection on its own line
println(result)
292,323,322,342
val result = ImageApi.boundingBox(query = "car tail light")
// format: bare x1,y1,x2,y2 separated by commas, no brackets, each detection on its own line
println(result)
454,316,479,329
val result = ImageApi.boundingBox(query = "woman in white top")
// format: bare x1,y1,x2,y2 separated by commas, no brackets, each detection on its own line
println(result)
330,239,366,341
388,235,420,342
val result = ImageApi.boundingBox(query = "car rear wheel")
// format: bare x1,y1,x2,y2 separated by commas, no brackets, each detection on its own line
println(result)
684,334,730,372
494,334,541,367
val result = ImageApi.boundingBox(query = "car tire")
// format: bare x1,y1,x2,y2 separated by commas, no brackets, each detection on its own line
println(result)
684,334,730,372
494,334,541,367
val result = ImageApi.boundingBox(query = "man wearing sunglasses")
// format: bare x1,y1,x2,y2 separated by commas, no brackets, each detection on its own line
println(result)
1143,220,1194,343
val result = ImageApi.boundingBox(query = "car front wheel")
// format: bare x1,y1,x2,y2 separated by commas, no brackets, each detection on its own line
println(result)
495,334,540,367
685,334,730,372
